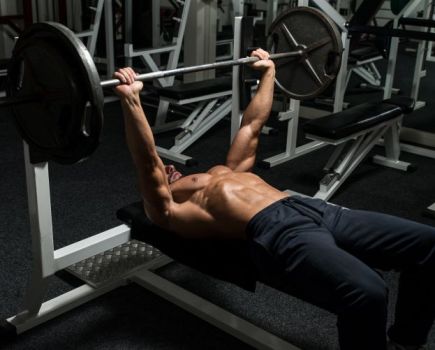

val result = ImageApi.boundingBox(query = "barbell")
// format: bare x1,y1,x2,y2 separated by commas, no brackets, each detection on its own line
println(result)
3,6,342,164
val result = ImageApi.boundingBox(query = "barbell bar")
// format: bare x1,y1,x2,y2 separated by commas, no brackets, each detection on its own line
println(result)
1,49,321,107
100,51,305,89
1,40,334,108
0,51,303,107
4,6,342,164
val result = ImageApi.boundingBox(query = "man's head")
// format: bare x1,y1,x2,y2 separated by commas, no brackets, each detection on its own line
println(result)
165,165,183,184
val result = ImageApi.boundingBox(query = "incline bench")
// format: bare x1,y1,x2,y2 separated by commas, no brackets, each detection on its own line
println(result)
153,76,233,166
303,96,415,200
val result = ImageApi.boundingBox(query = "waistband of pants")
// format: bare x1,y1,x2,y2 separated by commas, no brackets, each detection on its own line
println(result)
245,195,304,239
245,195,344,240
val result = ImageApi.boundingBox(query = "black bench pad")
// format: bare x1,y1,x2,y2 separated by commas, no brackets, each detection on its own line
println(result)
117,202,257,291
303,98,414,140
154,76,232,100
384,96,415,114
349,45,382,64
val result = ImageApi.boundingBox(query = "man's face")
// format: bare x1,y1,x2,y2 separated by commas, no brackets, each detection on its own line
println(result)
165,165,183,184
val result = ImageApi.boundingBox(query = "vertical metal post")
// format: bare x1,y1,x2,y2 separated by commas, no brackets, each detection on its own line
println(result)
410,0,430,109
231,16,242,142
31,0,38,23
104,0,115,77
87,0,104,57
72,0,82,31
65,0,73,29
152,0,161,67
53,0,59,21
47,0,54,20
383,122,402,161
154,0,191,126
232,0,244,16
0,0,14,57
266,0,278,36
164,0,191,86
20,142,55,317
184,0,217,82
124,0,133,67
333,32,349,112
284,98,300,156
383,19,400,99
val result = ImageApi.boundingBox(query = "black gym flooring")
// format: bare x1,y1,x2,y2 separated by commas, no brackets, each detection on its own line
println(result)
1,45,435,350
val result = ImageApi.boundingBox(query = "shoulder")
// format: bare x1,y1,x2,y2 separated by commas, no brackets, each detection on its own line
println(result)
207,165,232,176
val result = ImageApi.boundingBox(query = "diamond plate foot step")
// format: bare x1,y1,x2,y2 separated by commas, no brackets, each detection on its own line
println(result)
66,240,162,288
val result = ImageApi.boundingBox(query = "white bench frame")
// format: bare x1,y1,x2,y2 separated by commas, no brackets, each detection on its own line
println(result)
306,115,411,201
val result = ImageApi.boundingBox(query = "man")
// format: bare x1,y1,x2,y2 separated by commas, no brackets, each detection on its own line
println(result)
114,49,435,350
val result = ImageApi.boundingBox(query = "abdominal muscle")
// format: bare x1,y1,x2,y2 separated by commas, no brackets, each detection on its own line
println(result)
170,169,289,239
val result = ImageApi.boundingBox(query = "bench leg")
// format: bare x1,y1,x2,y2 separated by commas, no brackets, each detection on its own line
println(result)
315,126,389,201
261,101,327,168
373,121,412,171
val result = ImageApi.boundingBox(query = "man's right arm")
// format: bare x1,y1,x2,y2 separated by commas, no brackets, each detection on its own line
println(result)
115,68,173,226
225,49,275,172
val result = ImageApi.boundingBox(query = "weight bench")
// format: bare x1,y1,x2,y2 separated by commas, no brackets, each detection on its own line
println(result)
153,76,233,166
302,96,415,200
347,44,384,88
115,201,300,349
116,201,256,291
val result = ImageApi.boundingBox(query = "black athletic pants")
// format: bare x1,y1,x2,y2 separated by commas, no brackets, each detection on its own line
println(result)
246,196,435,350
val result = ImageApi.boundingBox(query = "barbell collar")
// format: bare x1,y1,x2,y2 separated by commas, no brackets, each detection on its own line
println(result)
100,50,303,89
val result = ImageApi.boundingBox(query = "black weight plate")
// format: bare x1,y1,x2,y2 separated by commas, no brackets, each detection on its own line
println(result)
7,22,104,164
268,7,343,100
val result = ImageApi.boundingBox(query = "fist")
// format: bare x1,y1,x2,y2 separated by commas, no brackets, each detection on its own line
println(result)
113,67,143,97
249,48,275,72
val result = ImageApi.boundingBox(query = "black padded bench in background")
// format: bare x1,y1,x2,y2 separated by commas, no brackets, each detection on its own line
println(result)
301,96,415,200
153,76,232,102
303,96,415,142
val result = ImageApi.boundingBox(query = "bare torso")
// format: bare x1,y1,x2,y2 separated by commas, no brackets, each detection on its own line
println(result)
167,165,288,239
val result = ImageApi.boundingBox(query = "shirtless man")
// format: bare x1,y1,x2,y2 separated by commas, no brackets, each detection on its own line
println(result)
115,49,435,350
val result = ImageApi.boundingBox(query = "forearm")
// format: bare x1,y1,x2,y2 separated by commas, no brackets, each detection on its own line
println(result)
121,93,171,216
121,93,160,168
240,67,275,132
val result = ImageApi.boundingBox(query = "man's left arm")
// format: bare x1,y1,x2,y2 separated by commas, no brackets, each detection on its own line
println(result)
225,49,275,172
